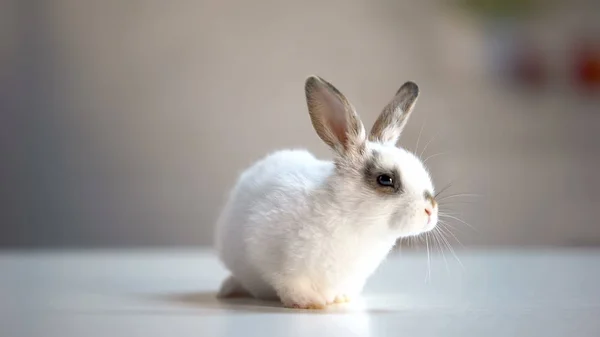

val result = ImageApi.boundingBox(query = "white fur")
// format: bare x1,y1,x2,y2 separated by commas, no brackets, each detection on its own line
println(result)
214,76,437,308
214,144,437,308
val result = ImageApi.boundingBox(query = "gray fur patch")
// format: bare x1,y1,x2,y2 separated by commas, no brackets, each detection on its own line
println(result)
424,190,437,207
362,150,403,195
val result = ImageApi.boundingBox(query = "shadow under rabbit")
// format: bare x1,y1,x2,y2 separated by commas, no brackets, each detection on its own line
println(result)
146,291,399,315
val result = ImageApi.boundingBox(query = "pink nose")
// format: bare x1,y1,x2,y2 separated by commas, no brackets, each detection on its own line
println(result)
425,208,432,217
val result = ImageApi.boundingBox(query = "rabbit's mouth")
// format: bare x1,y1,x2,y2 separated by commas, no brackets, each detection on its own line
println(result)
401,216,438,237
423,217,438,233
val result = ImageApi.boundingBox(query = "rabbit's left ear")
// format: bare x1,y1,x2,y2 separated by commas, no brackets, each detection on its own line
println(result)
369,81,419,145
305,76,366,156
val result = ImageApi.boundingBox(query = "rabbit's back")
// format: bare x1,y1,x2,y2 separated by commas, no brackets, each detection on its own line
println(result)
215,149,333,297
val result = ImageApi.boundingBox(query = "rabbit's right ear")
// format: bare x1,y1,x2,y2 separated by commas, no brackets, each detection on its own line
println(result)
369,81,419,145
305,76,365,155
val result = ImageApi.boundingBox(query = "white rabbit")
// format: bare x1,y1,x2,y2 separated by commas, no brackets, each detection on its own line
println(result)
214,76,438,309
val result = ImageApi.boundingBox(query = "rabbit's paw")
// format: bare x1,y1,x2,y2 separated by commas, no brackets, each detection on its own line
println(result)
334,294,351,303
276,279,328,310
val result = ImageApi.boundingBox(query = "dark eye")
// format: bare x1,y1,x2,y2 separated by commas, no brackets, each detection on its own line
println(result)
377,174,394,187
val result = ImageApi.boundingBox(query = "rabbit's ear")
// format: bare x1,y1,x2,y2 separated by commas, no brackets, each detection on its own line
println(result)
305,76,365,155
369,81,419,145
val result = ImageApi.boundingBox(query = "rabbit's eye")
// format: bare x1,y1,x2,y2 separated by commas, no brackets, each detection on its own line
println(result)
377,174,394,187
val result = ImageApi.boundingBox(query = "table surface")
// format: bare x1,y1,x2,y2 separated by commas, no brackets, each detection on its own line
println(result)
1,248,599,337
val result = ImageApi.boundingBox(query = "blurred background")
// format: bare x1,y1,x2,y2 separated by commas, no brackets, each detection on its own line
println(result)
1,0,599,249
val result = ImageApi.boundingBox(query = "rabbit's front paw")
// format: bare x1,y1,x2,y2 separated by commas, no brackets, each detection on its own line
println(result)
276,279,328,310
286,301,327,310
333,294,351,303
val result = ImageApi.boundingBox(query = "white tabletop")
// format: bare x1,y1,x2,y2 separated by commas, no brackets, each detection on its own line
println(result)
1,248,599,337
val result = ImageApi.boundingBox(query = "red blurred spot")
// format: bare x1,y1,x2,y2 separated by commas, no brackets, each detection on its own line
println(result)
573,39,600,92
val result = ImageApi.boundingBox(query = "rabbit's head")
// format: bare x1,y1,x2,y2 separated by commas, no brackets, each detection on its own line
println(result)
305,76,437,237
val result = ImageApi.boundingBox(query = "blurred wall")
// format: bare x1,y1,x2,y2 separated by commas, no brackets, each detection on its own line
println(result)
1,0,599,248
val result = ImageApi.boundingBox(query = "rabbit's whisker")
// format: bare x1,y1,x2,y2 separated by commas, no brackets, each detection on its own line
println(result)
437,193,480,202
420,135,436,158
415,121,426,159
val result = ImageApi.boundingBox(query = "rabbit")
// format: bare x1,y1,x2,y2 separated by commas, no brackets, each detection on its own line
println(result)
214,75,438,309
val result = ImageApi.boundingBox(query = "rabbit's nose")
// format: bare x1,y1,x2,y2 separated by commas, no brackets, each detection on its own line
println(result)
424,207,434,225
425,207,433,223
